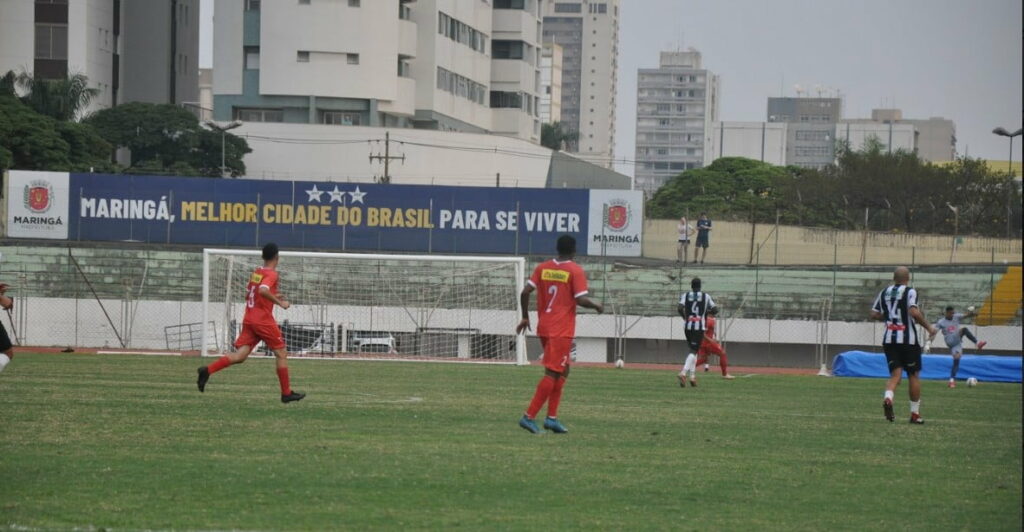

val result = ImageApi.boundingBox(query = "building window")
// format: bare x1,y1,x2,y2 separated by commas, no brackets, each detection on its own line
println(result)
492,40,525,60
34,23,68,60
494,0,526,8
795,130,831,141
244,46,259,69
588,3,607,13
554,3,581,13
299,0,310,4
245,0,260,11
437,67,486,105
347,53,359,65
348,0,360,6
490,90,525,109
398,58,411,77
438,12,487,54
297,51,310,62
234,108,283,122
320,111,361,126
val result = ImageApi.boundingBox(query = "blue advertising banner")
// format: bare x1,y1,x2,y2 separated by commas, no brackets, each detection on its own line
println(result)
23,172,645,256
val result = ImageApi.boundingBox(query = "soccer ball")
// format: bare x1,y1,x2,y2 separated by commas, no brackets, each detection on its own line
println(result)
967,305,976,313
966,377,978,387
614,358,625,369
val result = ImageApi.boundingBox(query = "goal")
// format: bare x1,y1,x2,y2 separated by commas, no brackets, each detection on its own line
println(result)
201,249,527,364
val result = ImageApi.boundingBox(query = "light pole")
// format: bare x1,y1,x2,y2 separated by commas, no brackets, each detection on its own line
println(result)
992,127,1023,237
204,120,243,177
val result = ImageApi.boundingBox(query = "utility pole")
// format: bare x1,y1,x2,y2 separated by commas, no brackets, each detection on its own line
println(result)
368,131,406,184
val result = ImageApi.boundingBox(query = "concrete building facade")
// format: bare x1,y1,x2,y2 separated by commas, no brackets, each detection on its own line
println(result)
224,121,629,190
834,120,916,155
634,49,719,195
0,0,199,115
539,42,562,124
767,97,842,168
707,120,915,168
845,109,956,162
705,122,788,166
212,0,540,143
542,0,620,164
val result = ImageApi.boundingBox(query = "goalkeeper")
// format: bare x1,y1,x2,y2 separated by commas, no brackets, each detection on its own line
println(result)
925,305,986,388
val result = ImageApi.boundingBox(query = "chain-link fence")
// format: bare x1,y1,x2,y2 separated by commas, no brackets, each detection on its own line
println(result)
0,243,1019,366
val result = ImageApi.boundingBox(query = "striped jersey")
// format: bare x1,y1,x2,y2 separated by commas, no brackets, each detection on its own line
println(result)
871,284,920,345
679,291,716,331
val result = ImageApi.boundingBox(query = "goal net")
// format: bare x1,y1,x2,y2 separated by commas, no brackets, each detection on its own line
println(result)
201,249,526,364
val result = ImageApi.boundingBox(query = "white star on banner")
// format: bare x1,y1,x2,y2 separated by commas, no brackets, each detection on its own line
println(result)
348,186,367,204
328,185,346,204
306,185,324,202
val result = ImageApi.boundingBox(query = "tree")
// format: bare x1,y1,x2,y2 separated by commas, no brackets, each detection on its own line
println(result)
6,70,100,121
647,157,785,222
86,102,251,177
541,121,578,151
0,93,114,172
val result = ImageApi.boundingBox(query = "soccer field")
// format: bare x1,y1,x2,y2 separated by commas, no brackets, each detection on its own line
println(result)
1,353,1020,531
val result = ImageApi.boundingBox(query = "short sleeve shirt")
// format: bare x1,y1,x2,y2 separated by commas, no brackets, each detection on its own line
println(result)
935,313,965,346
243,267,279,326
528,259,588,338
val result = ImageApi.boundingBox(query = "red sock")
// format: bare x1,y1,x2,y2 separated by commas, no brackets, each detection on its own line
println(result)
207,355,232,374
720,353,729,376
525,375,556,419
276,367,291,395
547,377,567,418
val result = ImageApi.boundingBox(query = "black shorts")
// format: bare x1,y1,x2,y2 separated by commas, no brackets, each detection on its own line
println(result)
696,234,709,248
684,329,705,353
883,343,922,374
0,323,11,352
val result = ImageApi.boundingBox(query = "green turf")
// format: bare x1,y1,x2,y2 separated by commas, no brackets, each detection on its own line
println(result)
1,353,1021,531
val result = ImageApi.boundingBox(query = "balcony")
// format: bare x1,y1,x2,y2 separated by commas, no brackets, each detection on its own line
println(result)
492,108,537,142
379,77,416,117
398,18,417,58
490,59,536,86
492,9,535,40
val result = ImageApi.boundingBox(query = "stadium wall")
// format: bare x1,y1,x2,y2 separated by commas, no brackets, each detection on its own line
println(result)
9,296,1021,366
642,219,1022,265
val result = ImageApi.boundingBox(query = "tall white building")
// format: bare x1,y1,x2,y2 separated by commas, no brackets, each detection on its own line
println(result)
542,0,620,164
0,0,199,115
212,0,541,143
634,49,719,195
539,42,562,124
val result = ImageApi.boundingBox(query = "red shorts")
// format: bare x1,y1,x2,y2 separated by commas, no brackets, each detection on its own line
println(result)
698,337,725,357
540,336,573,374
234,322,286,351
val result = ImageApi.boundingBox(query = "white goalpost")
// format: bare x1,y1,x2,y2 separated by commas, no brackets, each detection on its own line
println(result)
201,249,527,365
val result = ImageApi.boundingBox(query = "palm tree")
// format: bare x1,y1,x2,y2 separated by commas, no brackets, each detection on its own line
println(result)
541,121,579,151
8,70,100,121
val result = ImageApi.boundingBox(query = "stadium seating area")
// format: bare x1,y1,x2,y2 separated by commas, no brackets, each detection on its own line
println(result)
0,244,1018,324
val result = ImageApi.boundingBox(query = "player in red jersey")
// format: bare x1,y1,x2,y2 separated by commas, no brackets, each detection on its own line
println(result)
695,308,735,380
516,235,603,434
196,243,305,403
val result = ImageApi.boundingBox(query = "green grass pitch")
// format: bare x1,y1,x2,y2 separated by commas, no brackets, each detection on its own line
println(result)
1,353,1020,531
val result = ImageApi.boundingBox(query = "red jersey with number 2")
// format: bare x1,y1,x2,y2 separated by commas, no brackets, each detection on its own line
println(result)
529,259,588,338
244,267,279,326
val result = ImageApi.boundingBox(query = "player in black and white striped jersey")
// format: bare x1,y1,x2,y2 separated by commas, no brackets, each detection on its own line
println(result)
870,266,937,424
676,277,715,387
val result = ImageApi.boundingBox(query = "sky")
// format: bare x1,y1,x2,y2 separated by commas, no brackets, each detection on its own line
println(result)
199,0,1023,174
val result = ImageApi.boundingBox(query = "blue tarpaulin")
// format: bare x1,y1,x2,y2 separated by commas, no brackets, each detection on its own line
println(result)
832,350,1022,383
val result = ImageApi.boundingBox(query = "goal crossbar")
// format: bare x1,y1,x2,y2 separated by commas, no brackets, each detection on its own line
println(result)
201,249,527,365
